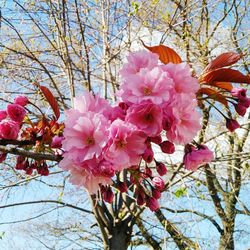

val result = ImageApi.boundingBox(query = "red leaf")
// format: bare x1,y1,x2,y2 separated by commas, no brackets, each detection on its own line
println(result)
40,86,60,120
197,87,228,107
203,81,233,92
201,68,250,84
142,41,182,64
204,52,241,73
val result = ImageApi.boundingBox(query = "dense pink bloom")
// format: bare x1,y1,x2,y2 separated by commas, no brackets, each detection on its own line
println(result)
226,118,240,132
7,104,26,123
126,101,163,136
152,177,165,191
0,120,20,139
0,111,7,121
119,67,173,105
146,197,160,211
105,119,147,170
0,151,7,163
184,145,214,171
160,140,175,154
60,158,112,194
51,136,64,148
14,96,29,106
73,90,113,119
163,94,201,144
120,50,159,78
62,111,109,163
161,63,199,94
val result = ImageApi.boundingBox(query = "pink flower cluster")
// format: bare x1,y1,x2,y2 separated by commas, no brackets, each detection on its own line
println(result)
0,96,28,140
119,50,201,144
59,91,147,193
60,50,212,210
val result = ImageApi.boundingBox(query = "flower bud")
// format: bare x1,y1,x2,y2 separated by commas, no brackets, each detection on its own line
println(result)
160,141,175,154
150,135,162,144
144,166,152,177
156,162,167,176
226,118,240,132
103,187,114,203
142,147,154,163
146,197,160,211
152,189,161,199
117,182,128,193
234,103,247,116
136,191,145,206
152,177,165,191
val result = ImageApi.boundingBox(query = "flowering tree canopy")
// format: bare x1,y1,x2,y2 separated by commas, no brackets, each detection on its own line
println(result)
0,45,249,214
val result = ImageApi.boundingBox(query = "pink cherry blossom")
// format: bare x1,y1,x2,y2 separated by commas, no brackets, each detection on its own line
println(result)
0,119,20,140
73,90,113,119
59,157,112,194
161,63,199,94
126,101,163,137
119,66,173,105
119,50,159,78
163,94,201,144
184,145,214,171
62,111,109,163
7,104,26,123
105,119,147,170
14,96,29,106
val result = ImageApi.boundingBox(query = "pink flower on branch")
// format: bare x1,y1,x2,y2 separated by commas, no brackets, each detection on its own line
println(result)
105,119,147,171
7,104,26,123
62,111,109,163
120,50,159,78
126,101,163,137
0,120,20,140
119,66,173,105
184,145,214,171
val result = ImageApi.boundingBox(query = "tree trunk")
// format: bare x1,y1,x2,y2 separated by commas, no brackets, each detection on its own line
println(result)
107,223,132,250
218,227,234,250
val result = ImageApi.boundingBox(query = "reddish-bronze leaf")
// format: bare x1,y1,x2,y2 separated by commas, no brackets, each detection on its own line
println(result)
142,41,182,64
204,52,241,73
197,87,228,107
203,81,233,91
40,86,60,120
201,68,250,84
213,82,233,91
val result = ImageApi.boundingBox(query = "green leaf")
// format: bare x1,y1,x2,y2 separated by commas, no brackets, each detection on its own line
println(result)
174,187,187,198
